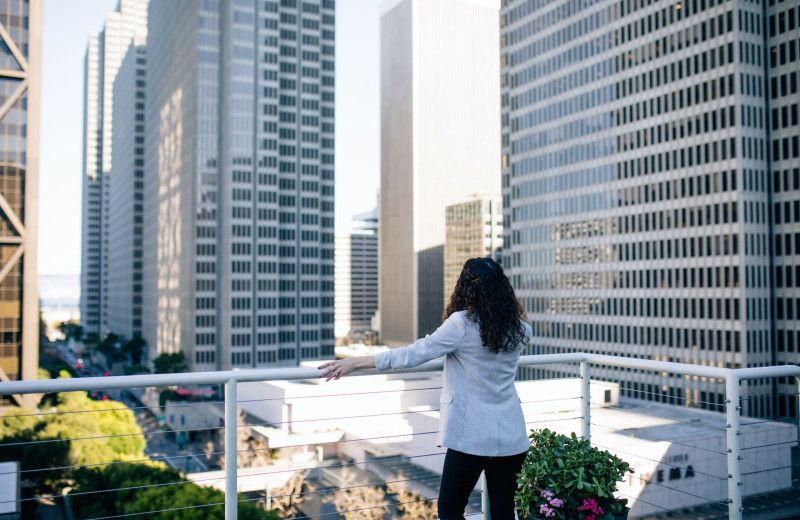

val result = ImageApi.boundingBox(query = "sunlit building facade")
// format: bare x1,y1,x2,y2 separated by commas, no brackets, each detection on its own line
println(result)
81,0,149,339
143,0,335,371
380,0,502,345
0,0,41,407
443,197,503,308
501,0,795,417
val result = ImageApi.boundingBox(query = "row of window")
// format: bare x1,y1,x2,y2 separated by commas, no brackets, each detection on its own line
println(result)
530,321,742,352
516,260,743,293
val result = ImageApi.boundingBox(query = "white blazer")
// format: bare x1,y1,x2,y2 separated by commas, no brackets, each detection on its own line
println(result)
373,310,532,457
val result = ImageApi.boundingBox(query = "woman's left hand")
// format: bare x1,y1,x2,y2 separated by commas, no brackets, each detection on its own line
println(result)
317,356,375,382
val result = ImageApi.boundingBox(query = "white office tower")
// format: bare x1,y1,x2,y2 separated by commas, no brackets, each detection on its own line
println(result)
379,0,502,345
81,0,149,339
143,0,335,370
335,208,379,340
443,196,503,308
107,46,146,340
767,3,800,418
500,0,795,417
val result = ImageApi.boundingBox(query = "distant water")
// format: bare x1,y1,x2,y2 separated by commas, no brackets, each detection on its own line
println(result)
39,274,80,308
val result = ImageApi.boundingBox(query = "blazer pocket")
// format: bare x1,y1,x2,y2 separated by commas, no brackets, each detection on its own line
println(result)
439,393,454,404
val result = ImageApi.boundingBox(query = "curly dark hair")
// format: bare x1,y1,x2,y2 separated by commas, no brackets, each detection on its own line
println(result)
443,257,528,353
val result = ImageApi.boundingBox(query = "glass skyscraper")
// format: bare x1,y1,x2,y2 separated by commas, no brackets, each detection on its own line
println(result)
0,0,40,407
502,0,798,417
143,0,335,370
107,45,147,340
81,0,149,340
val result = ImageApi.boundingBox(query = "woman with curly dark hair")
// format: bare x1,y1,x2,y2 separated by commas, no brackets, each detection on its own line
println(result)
319,257,532,520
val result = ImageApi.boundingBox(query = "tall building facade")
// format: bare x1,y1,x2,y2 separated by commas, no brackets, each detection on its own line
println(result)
501,0,799,417
380,0,502,345
143,0,335,371
107,45,146,340
767,2,800,417
80,0,148,339
0,0,41,406
443,196,503,307
335,208,378,339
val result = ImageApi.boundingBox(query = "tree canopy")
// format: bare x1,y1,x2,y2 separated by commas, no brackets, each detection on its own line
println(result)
153,351,188,374
0,389,145,494
72,462,280,520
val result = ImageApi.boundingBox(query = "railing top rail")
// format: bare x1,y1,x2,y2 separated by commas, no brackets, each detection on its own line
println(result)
1,352,798,396
0,360,444,395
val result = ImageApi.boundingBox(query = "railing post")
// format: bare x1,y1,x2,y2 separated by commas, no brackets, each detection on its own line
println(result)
725,374,743,520
481,471,491,520
225,378,238,520
580,361,590,441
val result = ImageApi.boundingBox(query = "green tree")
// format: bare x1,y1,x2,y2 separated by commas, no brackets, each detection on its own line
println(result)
122,336,147,365
153,351,188,374
38,353,78,379
72,462,279,520
97,332,125,366
0,390,146,494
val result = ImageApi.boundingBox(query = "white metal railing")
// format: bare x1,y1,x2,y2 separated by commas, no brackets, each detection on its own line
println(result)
1,353,799,520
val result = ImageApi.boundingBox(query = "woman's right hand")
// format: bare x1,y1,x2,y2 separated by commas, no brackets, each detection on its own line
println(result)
317,355,376,382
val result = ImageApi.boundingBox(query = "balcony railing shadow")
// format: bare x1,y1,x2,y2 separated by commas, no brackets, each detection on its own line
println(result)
0,353,798,520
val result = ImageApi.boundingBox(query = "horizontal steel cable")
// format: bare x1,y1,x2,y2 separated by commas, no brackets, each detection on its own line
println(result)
236,386,444,404
741,463,800,476
242,407,442,429
627,473,728,505
740,440,798,451
616,491,712,520
6,429,441,476
739,391,800,401
86,501,222,520
525,416,583,425
590,403,728,431
520,396,582,404
0,400,220,419
290,496,440,520
236,476,439,506
2,402,444,451
739,415,800,427
589,442,726,481
3,453,449,506
589,421,728,455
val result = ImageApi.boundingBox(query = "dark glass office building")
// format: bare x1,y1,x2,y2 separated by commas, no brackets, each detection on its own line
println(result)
0,0,41,407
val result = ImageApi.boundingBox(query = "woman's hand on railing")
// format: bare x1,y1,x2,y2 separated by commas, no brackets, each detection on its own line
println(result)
318,356,376,382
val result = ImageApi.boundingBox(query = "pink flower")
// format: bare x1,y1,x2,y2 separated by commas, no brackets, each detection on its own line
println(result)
578,498,604,516
550,498,564,508
539,504,555,517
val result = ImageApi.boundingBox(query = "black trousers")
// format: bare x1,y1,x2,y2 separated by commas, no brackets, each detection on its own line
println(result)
438,448,526,520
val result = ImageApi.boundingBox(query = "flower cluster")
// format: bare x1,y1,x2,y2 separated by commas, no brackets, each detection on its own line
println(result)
577,498,605,520
537,490,564,518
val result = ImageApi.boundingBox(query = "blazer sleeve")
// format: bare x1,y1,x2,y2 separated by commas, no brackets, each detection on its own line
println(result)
374,312,467,371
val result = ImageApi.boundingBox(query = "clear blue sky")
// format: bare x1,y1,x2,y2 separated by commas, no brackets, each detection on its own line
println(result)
39,0,382,275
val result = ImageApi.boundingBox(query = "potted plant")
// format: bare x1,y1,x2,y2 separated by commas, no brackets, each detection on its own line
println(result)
515,428,634,520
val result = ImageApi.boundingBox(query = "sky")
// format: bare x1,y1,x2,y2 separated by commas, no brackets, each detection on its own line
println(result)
38,0,383,276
